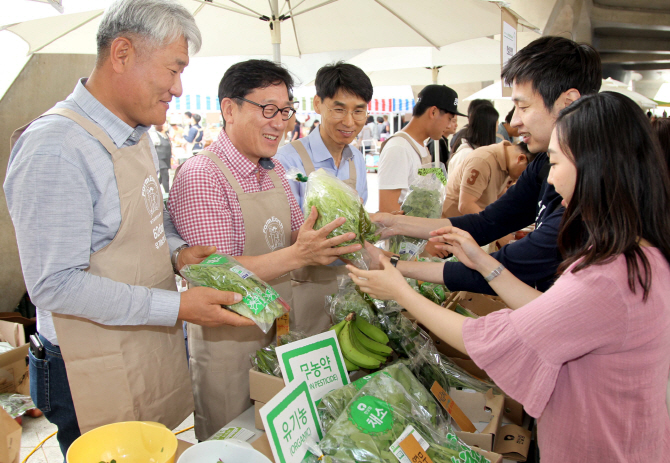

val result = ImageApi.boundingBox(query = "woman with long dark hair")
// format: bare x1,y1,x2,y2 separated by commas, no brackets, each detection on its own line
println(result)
349,92,670,462
447,104,499,172
651,116,670,174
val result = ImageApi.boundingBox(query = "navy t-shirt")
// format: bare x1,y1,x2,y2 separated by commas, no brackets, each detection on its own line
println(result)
444,152,564,294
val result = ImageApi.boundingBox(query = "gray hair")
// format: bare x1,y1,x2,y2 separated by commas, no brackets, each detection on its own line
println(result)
96,0,202,61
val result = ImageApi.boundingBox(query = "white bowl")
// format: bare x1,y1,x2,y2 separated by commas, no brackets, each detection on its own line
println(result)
177,439,272,463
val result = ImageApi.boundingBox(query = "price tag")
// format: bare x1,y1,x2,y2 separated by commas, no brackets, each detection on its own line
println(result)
430,382,476,433
390,425,430,463
276,313,290,345
398,433,434,463
260,380,323,463
276,331,349,406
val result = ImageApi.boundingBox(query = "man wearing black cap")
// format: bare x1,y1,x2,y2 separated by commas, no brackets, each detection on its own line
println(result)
378,84,465,213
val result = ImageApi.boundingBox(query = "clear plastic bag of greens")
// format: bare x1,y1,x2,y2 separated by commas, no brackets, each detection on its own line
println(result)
181,254,289,333
0,393,35,419
378,311,431,358
326,276,378,326
301,168,381,269
411,340,501,395
312,366,490,463
250,331,308,377
317,363,443,435
388,162,447,261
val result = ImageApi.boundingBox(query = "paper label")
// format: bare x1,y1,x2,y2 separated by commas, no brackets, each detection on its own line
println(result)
390,425,430,463
276,331,350,406
430,382,477,433
209,426,255,441
276,313,290,344
261,381,323,463
348,396,393,434
398,241,420,257
230,265,254,279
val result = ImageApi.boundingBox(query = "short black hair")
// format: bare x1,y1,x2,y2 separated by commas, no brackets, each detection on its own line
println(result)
377,116,384,123
184,111,192,118
502,36,601,112
505,107,514,125
315,62,373,103
192,113,201,124
516,141,535,162
218,59,294,105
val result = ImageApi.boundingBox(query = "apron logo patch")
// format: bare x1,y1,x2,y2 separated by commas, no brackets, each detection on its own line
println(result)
142,176,161,216
263,216,285,251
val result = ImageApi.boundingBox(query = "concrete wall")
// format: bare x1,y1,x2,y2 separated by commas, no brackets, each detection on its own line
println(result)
0,53,96,312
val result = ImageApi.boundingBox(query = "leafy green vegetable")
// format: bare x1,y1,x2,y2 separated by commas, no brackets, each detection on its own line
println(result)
315,367,490,463
0,393,35,419
327,278,378,326
250,332,308,377
303,169,379,268
181,254,289,333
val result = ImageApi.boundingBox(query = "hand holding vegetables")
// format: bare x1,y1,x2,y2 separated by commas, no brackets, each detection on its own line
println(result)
291,205,363,267
429,226,498,274
347,256,410,302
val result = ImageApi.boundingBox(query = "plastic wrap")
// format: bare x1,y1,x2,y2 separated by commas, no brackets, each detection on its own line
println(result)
411,341,501,395
0,393,35,419
313,366,490,463
302,168,381,269
250,331,308,377
181,254,289,333
389,162,447,261
378,311,431,358
326,276,378,326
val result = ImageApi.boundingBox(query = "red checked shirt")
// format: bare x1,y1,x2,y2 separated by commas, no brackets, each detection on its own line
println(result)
168,129,304,255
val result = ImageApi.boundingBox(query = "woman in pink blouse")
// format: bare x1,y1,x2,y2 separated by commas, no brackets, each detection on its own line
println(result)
349,92,670,462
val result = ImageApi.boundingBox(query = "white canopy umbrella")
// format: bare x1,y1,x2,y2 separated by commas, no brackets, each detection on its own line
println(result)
346,31,540,86
465,78,658,111
2,0,505,62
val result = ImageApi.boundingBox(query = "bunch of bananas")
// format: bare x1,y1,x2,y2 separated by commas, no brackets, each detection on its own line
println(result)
330,313,392,372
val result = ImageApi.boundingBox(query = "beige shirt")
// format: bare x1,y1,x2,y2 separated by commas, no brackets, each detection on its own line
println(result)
443,141,512,218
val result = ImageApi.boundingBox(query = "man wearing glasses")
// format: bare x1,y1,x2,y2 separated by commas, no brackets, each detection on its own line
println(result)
274,62,373,335
168,59,362,439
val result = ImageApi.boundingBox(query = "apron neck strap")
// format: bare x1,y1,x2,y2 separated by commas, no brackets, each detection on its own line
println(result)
43,108,120,155
391,131,424,161
201,150,283,195
290,140,316,175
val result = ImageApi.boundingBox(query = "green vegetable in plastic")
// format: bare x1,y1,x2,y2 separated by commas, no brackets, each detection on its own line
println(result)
316,368,490,463
250,332,308,377
389,186,444,261
303,169,379,268
180,254,288,333
327,278,378,326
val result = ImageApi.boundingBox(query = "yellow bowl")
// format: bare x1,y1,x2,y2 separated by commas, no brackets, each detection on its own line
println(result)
67,421,178,463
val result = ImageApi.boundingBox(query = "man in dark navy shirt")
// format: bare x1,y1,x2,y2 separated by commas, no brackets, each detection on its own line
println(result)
372,37,602,294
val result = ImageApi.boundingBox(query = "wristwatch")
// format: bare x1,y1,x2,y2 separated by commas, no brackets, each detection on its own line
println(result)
484,264,505,282
390,255,400,267
171,244,189,274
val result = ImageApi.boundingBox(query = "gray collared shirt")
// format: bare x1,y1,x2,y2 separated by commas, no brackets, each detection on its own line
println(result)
4,78,185,346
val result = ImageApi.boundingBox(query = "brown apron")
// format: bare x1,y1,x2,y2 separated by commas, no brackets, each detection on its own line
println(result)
11,108,193,434
187,150,293,440
289,141,356,336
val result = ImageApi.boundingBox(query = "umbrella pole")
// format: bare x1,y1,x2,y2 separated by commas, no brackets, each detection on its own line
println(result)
270,0,281,64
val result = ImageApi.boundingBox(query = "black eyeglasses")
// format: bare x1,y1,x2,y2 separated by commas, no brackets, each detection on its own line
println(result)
236,97,297,121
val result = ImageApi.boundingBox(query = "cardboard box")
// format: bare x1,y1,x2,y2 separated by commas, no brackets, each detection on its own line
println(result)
0,313,35,348
254,401,265,430
249,369,285,404
0,406,21,463
251,434,274,461
452,390,531,461
0,344,29,395
452,292,508,317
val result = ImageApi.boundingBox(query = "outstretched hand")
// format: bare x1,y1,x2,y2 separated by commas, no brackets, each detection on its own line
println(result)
346,254,408,301
429,226,486,271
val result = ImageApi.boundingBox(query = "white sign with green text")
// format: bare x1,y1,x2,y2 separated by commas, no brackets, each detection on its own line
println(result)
275,330,350,406
260,380,323,463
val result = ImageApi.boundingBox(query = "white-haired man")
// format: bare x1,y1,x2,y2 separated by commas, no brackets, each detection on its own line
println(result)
4,0,250,457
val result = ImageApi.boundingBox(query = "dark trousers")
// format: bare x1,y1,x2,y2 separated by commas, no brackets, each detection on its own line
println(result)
159,167,170,193
29,334,81,461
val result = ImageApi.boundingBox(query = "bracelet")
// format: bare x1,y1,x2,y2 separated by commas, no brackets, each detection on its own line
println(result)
171,244,189,274
484,264,505,282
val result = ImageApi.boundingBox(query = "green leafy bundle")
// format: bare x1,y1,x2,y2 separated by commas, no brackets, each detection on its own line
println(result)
315,367,490,463
303,169,379,268
327,278,378,326
181,254,289,333
389,167,446,261
250,332,308,377
317,363,439,435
